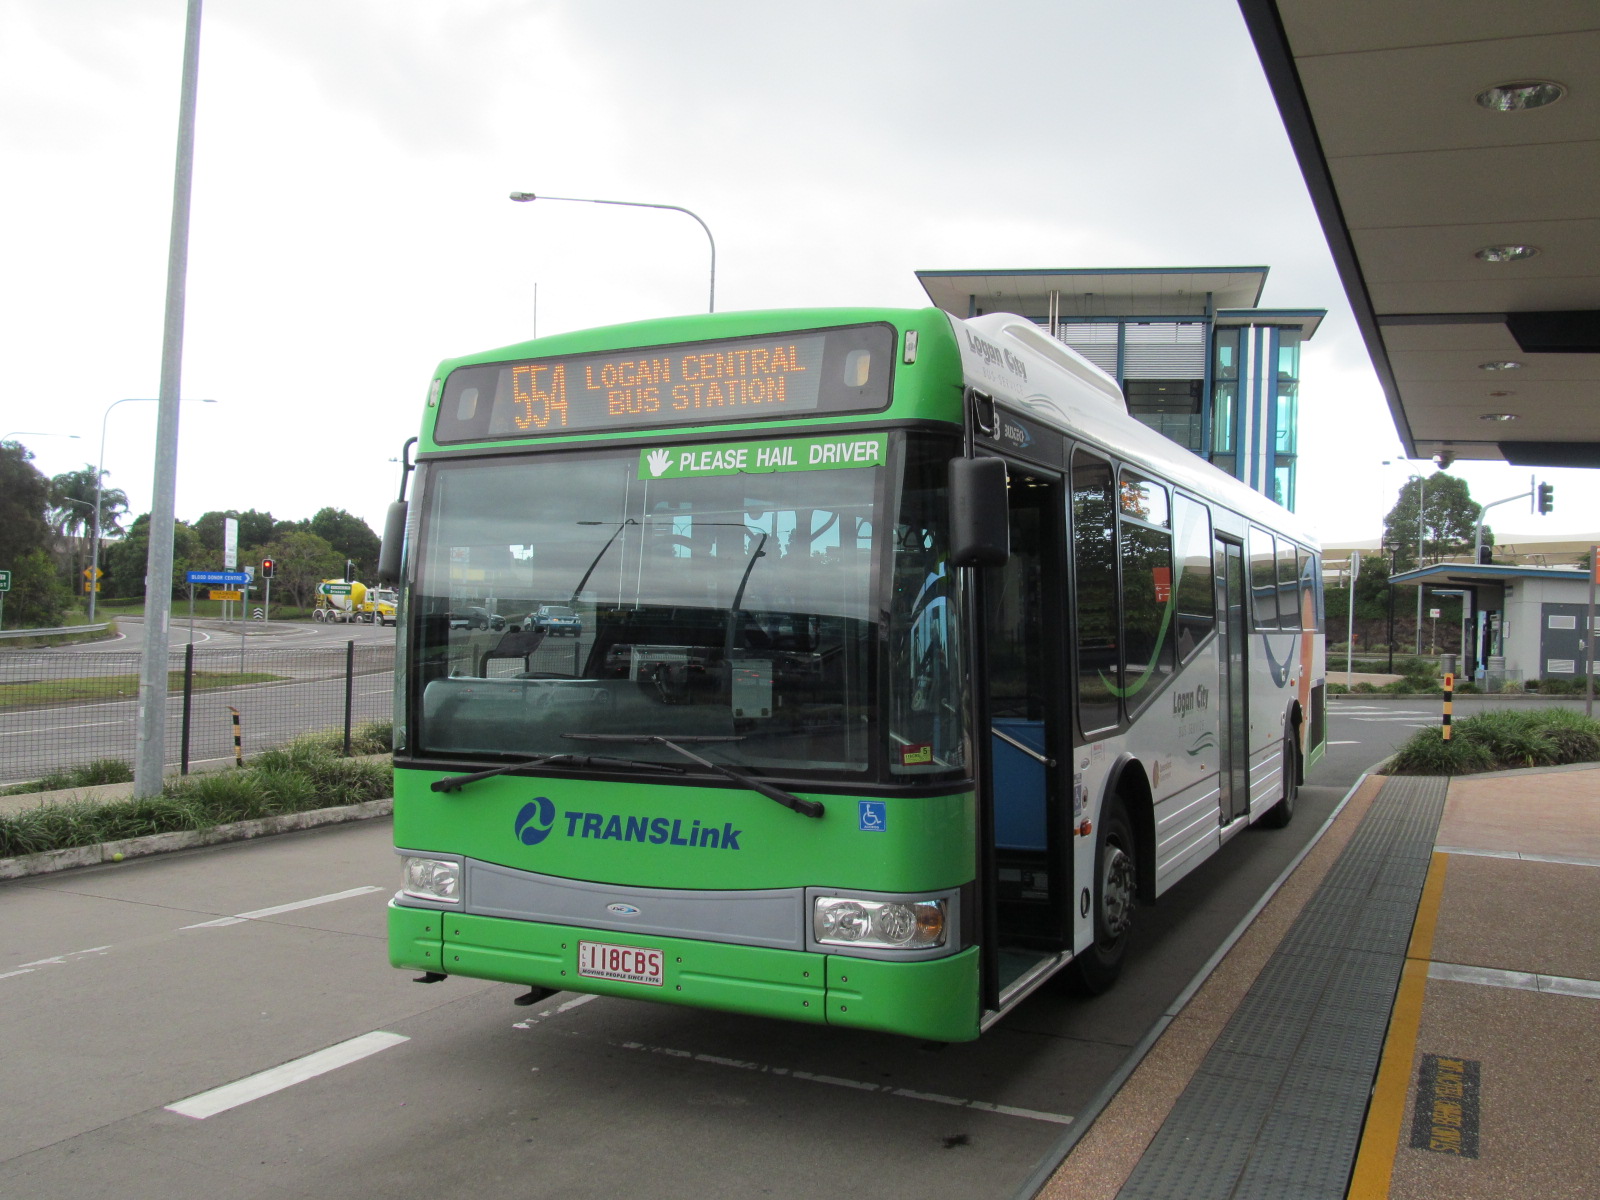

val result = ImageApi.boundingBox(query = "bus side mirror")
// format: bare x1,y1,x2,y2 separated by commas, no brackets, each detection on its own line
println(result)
376,500,408,584
948,457,1009,567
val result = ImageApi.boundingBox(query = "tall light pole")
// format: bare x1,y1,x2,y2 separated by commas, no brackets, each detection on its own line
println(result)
88,397,216,623
509,191,717,313
2,432,81,443
134,0,203,800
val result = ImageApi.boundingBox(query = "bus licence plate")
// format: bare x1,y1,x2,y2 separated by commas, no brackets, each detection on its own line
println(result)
578,940,664,987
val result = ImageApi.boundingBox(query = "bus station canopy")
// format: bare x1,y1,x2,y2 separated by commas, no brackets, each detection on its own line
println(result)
1238,0,1600,467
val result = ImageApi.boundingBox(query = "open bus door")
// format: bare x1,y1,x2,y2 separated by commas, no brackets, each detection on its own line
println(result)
952,452,1075,1019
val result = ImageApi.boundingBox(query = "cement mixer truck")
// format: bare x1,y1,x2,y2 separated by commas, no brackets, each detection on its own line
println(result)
312,580,396,625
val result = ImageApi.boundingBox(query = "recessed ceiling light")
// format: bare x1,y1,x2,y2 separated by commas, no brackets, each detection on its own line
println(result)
1475,244,1540,262
1480,412,1518,422
1476,80,1567,112
1478,361,1522,371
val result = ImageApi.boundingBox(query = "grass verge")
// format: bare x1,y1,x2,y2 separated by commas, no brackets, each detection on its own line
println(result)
0,670,288,711
1386,708,1600,776
0,722,392,859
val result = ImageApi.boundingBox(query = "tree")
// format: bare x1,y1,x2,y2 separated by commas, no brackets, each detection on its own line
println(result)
192,508,277,562
50,465,129,593
0,442,74,626
255,530,342,609
49,465,129,541
307,507,382,579
102,513,205,601
1382,472,1485,571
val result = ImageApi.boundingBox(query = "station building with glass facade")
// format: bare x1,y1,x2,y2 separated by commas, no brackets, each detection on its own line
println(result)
916,267,1323,511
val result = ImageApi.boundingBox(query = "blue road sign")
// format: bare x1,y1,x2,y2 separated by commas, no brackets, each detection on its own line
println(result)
186,570,251,585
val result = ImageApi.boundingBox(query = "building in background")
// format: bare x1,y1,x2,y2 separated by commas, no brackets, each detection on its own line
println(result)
917,267,1323,511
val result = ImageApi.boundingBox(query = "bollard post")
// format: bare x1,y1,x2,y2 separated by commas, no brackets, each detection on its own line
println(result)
1442,672,1454,742
344,640,355,757
229,705,243,767
181,642,195,774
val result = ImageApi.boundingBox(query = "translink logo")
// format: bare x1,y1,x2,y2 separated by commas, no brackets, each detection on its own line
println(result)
513,801,744,852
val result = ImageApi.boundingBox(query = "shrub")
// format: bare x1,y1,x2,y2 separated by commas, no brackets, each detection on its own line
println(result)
1387,707,1600,775
1,758,133,796
0,727,393,860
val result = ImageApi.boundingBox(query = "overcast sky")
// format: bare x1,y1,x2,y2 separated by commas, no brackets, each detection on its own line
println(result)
3,0,1592,553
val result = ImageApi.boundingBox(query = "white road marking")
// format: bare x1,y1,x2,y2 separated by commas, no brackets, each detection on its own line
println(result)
511,992,597,1029
166,1030,409,1119
1429,961,1600,1001
1326,740,1362,745
3,945,113,983
182,886,382,929
0,721,128,737
618,1039,1074,1125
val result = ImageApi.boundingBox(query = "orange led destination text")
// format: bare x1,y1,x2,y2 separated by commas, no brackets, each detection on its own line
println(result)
510,343,809,429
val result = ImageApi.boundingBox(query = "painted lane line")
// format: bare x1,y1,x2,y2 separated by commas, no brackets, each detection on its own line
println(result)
182,886,382,930
4,946,114,982
1429,961,1600,1001
618,1040,1073,1126
166,1031,409,1119
1326,740,1362,745
512,992,597,1029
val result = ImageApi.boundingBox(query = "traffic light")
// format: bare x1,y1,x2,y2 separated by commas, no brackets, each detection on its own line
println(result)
1478,545,1493,565
261,557,275,579
1537,482,1554,514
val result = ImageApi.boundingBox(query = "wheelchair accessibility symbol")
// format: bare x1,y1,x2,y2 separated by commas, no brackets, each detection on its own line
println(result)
858,801,886,833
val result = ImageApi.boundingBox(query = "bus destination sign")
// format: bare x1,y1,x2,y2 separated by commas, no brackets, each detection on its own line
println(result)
432,323,893,444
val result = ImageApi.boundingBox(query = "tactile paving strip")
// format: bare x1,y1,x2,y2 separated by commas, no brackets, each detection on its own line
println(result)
1115,775,1448,1200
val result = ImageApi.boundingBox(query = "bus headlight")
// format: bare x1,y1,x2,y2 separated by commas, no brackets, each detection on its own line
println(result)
401,856,461,902
813,895,946,949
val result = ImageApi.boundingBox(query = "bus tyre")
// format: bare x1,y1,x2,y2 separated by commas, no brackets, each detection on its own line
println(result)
1261,730,1299,829
1065,797,1137,996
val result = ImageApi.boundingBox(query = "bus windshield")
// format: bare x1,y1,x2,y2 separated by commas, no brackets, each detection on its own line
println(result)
407,433,964,780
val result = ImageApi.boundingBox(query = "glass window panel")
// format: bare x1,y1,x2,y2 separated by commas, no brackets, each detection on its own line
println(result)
1173,494,1215,663
1072,449,1119,733
1277,540,1301,629
1249,527,1279,630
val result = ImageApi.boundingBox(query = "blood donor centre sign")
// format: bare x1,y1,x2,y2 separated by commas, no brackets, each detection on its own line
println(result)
639,433,887,480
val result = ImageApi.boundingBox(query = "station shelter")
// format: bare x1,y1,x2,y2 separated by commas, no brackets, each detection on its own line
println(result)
917,267,1324,511
1390,561,1600,687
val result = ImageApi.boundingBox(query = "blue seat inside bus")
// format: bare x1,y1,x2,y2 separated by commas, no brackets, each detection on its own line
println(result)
992,718,1047,852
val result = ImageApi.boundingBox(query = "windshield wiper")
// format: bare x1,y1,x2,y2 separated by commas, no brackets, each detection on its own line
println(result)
430,752,685,793
565,733,825,818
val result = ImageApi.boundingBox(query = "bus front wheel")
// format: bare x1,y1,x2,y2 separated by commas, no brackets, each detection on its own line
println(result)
1065,796,1137,996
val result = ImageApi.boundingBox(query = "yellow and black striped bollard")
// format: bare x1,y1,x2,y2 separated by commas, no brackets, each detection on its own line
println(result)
1442,673,1454,741
229,706,243,766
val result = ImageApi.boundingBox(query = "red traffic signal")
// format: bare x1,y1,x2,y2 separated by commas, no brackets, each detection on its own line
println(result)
261,557,275,579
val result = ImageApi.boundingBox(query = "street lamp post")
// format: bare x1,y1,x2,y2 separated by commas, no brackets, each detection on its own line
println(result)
88,398,215,623
509,191,717,313
2,432,81,443
1383,538,1399,674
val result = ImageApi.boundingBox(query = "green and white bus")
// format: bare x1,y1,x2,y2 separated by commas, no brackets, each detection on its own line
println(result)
380,306,1326,1042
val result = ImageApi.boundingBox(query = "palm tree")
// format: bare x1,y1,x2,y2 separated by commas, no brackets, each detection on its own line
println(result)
50,466,129,594
50,465,128,540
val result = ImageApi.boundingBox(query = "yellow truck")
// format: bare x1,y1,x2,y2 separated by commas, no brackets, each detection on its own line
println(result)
312,580,396,625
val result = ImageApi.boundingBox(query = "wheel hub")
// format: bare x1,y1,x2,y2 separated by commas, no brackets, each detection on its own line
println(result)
1102,844,1135,938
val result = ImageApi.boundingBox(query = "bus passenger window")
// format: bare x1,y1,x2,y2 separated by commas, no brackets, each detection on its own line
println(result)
1249,527,1279,630
1278,540,1301,630
1118,469,1174,712
1072,450,1119,733
1172,494,1214,662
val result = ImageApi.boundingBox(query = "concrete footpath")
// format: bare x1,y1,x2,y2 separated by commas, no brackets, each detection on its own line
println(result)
1032,764,1600,1199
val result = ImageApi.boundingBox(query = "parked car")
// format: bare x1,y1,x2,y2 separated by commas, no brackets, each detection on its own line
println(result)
524,604,583,636
447,607,506,631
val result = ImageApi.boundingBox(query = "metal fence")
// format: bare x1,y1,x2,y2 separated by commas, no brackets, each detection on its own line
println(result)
0,641,395,785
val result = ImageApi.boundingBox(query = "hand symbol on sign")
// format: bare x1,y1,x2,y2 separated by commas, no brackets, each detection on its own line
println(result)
646,448,672,477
